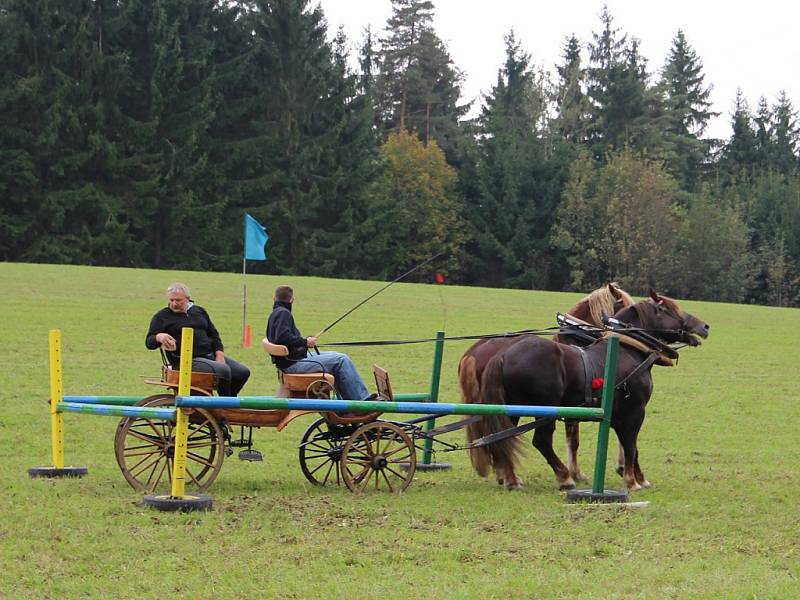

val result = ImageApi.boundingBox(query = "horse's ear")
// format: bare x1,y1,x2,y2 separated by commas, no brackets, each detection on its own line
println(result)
648,288,660,302
608,282,621,299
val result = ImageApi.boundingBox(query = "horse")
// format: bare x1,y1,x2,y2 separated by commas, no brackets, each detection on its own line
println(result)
458,282,634,487
462,290,709,491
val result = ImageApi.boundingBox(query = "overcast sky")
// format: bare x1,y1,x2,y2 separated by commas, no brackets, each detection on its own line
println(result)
318,0,799,140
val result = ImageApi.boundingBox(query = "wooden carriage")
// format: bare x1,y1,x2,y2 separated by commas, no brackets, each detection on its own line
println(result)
113,341,415,495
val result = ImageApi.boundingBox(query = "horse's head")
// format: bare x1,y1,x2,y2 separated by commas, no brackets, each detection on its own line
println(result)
613,290,710,347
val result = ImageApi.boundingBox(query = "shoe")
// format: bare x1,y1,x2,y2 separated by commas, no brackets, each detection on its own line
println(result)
362,393,378,401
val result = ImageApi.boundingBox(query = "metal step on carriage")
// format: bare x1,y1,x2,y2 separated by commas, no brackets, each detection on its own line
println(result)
114,340,425,494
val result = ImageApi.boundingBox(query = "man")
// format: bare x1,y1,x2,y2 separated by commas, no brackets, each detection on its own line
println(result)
266,285,376,401
146,282,250,397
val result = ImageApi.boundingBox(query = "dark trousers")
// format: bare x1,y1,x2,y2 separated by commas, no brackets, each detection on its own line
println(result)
192,356,250,396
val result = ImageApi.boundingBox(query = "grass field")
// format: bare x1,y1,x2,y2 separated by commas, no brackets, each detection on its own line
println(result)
1,262,798,599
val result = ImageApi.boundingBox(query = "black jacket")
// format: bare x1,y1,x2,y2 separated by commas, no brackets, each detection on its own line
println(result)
145,304,223,367
266,300,307,369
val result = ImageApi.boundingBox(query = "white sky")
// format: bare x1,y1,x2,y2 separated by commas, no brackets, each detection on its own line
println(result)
318,0,799,140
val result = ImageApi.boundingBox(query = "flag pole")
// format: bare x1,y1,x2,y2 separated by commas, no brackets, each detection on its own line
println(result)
242,215,247,346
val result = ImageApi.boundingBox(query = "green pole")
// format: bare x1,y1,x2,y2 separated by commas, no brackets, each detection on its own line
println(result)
592,335,619,494
423,331,445,464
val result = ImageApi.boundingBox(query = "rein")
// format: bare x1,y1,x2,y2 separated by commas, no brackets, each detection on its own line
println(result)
319,327,562,348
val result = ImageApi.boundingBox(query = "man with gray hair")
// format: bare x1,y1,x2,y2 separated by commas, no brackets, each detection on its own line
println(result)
146,282,250,397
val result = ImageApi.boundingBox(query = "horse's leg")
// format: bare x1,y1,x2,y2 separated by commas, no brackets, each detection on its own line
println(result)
565,421,589,482
631,447,651,488
613,407,646,491
533,419,574,490
629,420,652,489
616,442,625,477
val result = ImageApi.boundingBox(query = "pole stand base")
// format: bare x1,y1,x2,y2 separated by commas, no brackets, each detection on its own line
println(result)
566,489,629,503
143,494,213,512
28,466,88,479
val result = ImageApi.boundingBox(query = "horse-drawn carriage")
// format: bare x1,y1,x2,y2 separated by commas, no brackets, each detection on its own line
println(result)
114,341,420,494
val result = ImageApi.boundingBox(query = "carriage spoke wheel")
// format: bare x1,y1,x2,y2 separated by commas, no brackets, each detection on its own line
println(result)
341,421,416,493
114,394,224,493
306,380,333,399
298,417,346,486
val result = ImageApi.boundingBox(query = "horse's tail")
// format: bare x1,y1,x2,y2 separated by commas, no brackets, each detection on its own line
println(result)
464,353,523,478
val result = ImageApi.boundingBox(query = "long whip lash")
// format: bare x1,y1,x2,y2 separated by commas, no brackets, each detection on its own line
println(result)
314,251,445,339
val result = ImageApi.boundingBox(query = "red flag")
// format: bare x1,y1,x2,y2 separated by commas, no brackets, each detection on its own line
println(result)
435,273,444,284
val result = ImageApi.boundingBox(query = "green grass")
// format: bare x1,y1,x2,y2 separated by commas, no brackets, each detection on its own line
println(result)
1,262,798,599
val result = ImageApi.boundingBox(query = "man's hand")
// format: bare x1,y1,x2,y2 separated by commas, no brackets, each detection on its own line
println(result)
215,351,225,364
306,336,318,348
155,333,177,351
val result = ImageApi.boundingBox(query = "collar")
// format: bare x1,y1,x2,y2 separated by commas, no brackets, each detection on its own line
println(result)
273,300,292,312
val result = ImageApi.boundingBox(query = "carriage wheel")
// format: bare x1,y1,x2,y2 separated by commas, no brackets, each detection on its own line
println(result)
298,417,346,486
114,394,225,493
341,421,416,493
305,379,334,399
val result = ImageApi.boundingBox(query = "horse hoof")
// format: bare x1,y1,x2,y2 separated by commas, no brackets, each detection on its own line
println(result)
559,482,576,491
640,480,652,488
572,472,589,483
626,482,643,492
505,482,523,491
615,466,624,477
496,478,504,486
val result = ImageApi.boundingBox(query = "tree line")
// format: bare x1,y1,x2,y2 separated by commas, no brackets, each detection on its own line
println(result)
2,0,799,306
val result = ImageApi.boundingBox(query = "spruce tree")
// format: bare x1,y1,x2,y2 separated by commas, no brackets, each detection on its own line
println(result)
719,90,759,184
659,29,716,190
769,91,800,175
553,35,590,144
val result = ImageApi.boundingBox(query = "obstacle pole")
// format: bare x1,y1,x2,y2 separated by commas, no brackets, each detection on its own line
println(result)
416,330,451,471
28,329,88,479
567,335,629,504
143,327,212,512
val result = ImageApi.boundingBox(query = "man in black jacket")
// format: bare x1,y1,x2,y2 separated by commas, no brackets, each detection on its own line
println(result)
146,282,250,397
266,285,374,400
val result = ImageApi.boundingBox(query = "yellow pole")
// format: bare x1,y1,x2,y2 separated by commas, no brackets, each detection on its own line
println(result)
170,327,193,499
49,329,65,469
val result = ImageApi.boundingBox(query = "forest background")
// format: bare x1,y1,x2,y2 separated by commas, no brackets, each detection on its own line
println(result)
2,0,799,306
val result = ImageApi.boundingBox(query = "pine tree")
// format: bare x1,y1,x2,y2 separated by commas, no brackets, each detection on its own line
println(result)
463,32,566,288
212,0,380,276
659,29,716,190
769,91,800,175
0,0,142,264
585,7,655,158
719,89,759,184
376,0,467,157
553,35,590,144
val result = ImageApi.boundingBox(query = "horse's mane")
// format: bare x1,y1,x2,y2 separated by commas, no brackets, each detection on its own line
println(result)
569,283,634,326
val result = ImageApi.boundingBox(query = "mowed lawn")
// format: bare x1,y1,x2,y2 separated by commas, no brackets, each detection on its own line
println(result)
1,262,797,599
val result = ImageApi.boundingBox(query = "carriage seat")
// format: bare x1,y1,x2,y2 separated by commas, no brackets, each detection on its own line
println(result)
262,338,336,398
144,365,218,396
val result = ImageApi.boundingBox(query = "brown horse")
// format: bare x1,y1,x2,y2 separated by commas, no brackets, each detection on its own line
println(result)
458,283,634,487
463,291,709,491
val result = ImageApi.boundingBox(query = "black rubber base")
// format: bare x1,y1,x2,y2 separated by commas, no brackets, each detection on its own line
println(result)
400,462,452,472
238,450,263,462
566,489,629,503
28,466,88,479
142,494,213,512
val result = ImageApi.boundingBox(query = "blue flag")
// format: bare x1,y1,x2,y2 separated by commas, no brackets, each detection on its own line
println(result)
244,213,269,261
